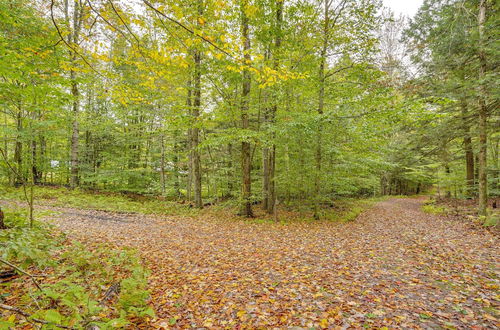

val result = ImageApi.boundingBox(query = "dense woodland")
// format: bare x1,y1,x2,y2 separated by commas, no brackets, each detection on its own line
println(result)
0,0,498,218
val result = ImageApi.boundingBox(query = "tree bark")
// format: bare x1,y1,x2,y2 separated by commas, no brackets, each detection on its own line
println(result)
160,133,166,195
477,0,488,216
461,101,474,197
14,108,23,186
267,0,283,216
192,48,203,208
186,77,193,201
313,0,330,220
240,0,253,217
67,0,83,189
173,130,181,198
188,0,204,208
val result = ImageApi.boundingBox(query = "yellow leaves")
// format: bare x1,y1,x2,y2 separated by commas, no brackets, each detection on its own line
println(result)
236,310,246,319
226,65,240,73
91,53,110,62
319,318,328,328
244,4,259,17
178,59,189,69
214,0,227,8
105,24,116,32
483,314,497,322
257,66,308,88
203,318,214,327
197,17,206,26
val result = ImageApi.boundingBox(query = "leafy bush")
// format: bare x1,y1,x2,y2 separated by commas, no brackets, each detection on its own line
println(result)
0,207,153,329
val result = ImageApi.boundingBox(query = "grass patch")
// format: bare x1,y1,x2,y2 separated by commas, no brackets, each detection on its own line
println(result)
311,197,388,223
0,207,153,328
421,200,448,215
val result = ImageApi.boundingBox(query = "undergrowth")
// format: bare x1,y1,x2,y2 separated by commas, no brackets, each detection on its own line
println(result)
1,185,390,224
0,185,197,217
319,197,389,222
421,200,448,215
0,207,153,329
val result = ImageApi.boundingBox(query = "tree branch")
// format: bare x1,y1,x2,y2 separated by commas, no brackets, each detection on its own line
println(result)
0,258,43,291
0,303,74,329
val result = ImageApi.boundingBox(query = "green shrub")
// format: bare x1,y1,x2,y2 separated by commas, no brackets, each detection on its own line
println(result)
0,207,153,329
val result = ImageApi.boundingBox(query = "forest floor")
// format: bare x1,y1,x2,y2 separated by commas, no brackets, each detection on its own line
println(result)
6,197,500,328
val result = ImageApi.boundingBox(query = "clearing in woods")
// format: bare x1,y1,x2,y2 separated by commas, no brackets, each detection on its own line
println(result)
39,198,498,328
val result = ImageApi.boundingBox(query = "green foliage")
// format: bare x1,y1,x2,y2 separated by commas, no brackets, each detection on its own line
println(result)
0,185,196,216
320,197,388,222
421,200,448,215
482,214,499,227
0,207,153,328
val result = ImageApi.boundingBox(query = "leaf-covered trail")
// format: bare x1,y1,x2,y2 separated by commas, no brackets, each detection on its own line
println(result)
43,198,498,328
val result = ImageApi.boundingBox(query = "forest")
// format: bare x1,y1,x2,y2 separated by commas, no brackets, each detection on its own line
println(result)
0,0,498,329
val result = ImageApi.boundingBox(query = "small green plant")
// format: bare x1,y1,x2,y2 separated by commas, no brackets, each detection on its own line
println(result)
321,197,383,222
422,201,448,215
0,207,154,328
482,214,499,227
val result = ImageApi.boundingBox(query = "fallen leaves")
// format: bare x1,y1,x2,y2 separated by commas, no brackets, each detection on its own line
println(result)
35,197,499,328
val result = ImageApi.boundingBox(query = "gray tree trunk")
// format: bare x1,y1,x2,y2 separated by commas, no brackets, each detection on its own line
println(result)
477,0,488,216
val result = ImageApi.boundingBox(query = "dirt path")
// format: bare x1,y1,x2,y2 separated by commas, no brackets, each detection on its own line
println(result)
28,198,500,328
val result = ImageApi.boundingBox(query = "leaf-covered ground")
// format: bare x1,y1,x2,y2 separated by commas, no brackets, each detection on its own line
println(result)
41,198,498,328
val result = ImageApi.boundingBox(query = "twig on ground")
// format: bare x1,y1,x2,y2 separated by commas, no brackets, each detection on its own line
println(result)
0,258,43,291
0,303,74,329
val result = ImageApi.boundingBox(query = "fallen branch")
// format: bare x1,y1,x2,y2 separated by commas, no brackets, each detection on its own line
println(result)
99,282,120,305
0,258,43,291
0,303,74,329
0,269,17,281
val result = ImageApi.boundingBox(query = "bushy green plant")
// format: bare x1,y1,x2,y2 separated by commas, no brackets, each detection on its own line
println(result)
0,207,154,329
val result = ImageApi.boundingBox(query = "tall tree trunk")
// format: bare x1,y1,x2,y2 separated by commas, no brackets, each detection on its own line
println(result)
14,107,23,186
313,0,329,219
160,133,166,196
69,77,79,188
192,52,203,208
265,0,283,216
67,0,83,189
227,143,234,197
477,0,488,216
191,0,203,208
173,130,181,198
31,139,40,184
39,135,46,184
461,101,474,197
186,77,193,201
240,0,253,217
